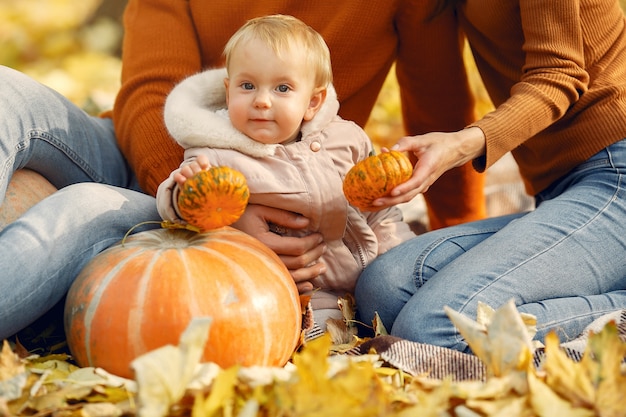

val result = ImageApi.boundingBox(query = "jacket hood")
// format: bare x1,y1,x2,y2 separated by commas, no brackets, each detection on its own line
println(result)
163,67,340,157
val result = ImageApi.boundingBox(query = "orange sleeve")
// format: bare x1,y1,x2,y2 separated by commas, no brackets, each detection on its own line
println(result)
112,0,202,195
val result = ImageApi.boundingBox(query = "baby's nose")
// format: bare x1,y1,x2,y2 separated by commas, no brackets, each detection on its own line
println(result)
253,91,271,108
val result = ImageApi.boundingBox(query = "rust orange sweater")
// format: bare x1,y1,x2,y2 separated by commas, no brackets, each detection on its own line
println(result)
112,0,486,228
461,0,626,195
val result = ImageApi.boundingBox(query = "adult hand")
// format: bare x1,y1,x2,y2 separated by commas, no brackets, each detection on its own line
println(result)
231,204,326,292
372,126,486,208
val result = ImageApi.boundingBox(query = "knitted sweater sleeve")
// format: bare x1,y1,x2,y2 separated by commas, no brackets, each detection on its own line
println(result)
112,0,203,195
470,0,589,170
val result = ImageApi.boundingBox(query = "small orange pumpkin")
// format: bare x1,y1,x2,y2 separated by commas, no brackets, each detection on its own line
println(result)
64,227,302,379
177,166,250,231
343,150,413,210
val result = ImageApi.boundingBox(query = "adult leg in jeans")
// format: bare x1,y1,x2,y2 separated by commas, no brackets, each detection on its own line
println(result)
0,66,159,338
356,140,626,353
0,65,136,195
0,184,161,339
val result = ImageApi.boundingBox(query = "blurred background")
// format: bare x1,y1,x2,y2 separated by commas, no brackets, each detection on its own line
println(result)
1,0,125,115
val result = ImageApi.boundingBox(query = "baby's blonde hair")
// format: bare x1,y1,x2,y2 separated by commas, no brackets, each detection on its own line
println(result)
223,14,333,89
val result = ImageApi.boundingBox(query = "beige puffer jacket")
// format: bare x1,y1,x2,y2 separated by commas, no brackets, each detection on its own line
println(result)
157,68,416,310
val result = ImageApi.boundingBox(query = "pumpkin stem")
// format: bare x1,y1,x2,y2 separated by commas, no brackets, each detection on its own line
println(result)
121,221,162,246
121,220,201,246
160,220,202,233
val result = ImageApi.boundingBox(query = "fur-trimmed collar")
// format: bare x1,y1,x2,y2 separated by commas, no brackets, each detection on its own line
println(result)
163,67,340,157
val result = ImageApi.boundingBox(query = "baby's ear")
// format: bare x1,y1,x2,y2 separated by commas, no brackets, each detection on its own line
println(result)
303,87,327,121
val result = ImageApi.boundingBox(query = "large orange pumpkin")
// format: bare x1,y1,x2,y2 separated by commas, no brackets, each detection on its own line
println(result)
343,150,413,210
64,227,302,379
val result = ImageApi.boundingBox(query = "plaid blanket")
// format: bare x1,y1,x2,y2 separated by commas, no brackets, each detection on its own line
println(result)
347,309,626,381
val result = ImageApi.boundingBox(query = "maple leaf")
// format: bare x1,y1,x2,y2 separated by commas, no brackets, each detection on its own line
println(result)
0,340,28,404
588,321,626,416
191,365,240,416
268,335,394,416
464,395,530,417
27,355,80,386
327,294,360,352
401,379,456,416
543,321,626,416
528,370,594,417
445,300,534,386
372,312,389,337
326,318,359,351
132,317,213,417
0,340,25,381
542,331,596,408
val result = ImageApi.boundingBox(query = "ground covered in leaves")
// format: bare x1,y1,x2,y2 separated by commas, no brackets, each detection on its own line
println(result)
1,301,625,417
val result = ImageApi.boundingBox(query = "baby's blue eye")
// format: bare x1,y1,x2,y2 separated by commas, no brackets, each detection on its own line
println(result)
277,85,290,93
242,83,254,90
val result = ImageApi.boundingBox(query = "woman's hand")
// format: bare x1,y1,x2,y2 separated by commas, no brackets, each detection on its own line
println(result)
231,204,326,292
372,127,486,208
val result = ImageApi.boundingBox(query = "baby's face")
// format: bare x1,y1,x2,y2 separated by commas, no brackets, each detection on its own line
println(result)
224,38,322,145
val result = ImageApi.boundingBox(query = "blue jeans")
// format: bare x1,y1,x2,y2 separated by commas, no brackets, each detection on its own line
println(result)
0,65,160,339
355,139,626,353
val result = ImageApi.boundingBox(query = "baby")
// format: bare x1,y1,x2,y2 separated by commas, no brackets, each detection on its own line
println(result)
157,14,415,332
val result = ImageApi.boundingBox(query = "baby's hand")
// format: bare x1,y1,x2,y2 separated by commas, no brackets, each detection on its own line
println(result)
174,155,211,186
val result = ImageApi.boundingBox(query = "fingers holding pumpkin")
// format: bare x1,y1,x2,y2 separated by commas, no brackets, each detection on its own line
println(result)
176,154,213,185
383,127,486,202
343,150,413,211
